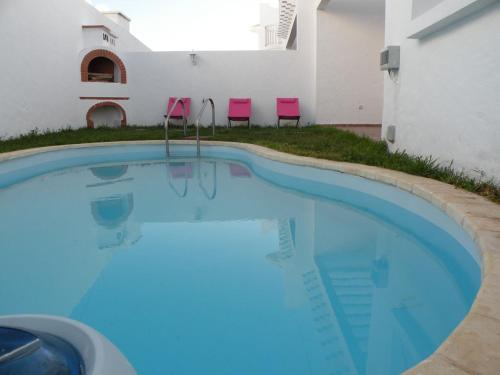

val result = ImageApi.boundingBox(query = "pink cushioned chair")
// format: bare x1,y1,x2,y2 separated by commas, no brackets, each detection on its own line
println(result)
169,162,193,179
277,98,300,128
228,98,252,128
165,97,191,120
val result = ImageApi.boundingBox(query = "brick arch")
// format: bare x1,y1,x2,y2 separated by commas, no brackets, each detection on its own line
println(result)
81,49,127,84
86,101,127,129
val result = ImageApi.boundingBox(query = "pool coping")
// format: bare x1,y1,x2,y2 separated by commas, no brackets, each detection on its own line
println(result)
1,140,499,374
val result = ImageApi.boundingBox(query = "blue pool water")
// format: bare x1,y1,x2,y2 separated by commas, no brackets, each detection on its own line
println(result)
0,145,480,375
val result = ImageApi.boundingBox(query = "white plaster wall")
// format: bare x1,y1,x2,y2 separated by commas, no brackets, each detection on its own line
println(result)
0,0,149,138
316,0,385,125
124,50,314,126
0,0,319,134
123,0,318,127
412,0,445,18
383,0,500,180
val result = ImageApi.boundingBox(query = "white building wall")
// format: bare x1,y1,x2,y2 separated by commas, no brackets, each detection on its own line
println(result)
124,0,319,127
316,0,385,125
383,0,500,180
124,50,313,126
255,4,280,50
412,0,445,18
0,0,321,135
0,0,149,138
297,0,319,127
0,0,387,137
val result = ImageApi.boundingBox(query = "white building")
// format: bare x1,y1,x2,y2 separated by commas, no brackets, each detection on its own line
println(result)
0,0,498,180
252,4,284,50
382,0,500,181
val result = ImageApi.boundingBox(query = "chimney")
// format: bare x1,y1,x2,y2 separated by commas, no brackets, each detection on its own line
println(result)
102,11,131,31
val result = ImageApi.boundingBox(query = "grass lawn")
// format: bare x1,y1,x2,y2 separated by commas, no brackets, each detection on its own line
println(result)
1,125,498,203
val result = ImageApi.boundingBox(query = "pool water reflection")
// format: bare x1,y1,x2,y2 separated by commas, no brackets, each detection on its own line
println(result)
0,158,480,375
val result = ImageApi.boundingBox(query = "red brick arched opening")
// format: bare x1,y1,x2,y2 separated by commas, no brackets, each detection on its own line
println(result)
81,49,127,84
86,102,127,129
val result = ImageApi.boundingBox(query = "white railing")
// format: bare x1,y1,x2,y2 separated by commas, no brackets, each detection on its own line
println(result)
265,25,278,48
265,24,284,49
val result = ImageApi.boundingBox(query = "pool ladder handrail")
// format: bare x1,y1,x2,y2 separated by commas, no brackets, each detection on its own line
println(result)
194,98,215,157
164,98,187,157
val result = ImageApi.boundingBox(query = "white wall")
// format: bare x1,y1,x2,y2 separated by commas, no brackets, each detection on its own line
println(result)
124,50,313,126
315,0,385,125
0,0,149,138
124,0,319,127
412,0,445,18
383,0,500,180
0,0,320,134
0,0,388,137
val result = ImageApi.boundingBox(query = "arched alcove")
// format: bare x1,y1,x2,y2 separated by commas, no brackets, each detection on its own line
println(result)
90,165,129,180
91,194,134,229
81,49,127,84
86,101,127,128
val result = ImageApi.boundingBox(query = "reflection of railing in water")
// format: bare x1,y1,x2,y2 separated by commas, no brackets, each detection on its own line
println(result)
166,160,217,200
301,267,358,374
267,219,358,373
315,256,377,375
198,161,217,200
167,161,190,198
265,218,365,373
266,219,295,265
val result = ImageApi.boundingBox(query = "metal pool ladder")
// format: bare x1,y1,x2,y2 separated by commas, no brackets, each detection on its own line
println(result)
164,98,187,157
165,98,215,158
194,98,215,157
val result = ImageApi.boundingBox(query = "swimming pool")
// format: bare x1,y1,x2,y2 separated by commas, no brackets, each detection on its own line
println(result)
0,144,481,375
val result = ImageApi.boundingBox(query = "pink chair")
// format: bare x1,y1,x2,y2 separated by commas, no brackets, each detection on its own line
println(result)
169,162,193,179
228,98,251,128
166,97,191,120
277,98,300,128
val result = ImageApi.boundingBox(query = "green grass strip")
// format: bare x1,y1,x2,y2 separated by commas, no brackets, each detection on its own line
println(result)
1,125,498,203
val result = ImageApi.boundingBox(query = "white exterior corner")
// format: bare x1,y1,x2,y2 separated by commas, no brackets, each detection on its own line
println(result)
383,0,500,181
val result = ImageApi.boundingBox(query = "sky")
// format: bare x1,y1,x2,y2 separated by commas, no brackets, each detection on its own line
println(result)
86,0,278,51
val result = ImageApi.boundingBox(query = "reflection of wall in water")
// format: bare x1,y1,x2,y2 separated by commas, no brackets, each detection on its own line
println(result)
308,200,469,374
90,165,128,180
87,165,141,249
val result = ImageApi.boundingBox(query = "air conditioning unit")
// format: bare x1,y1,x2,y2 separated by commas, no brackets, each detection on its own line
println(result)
380,46,400,71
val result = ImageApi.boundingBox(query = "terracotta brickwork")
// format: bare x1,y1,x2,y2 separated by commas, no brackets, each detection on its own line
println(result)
86,101,127,128
81,49,127,84
80,97,129,100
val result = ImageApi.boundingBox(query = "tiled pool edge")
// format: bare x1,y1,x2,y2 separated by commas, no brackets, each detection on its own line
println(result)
1,140,499,375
